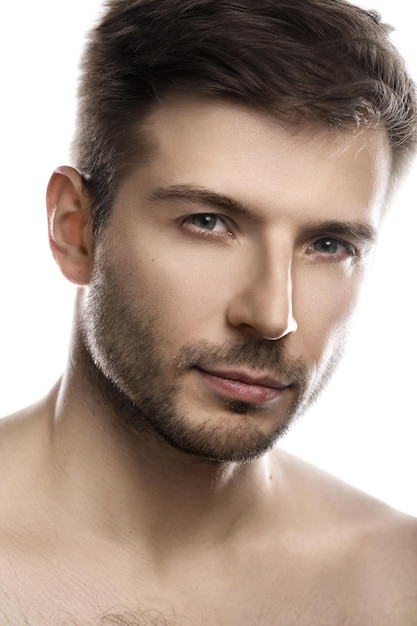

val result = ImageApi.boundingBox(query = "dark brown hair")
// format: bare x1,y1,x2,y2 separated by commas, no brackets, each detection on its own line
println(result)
73,0,417,234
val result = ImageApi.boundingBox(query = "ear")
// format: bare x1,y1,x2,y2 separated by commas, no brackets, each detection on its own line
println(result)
46,166,93,285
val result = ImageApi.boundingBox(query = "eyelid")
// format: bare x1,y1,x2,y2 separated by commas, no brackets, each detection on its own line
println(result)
183,212,229,225
312,234,358,251
323,236,355,252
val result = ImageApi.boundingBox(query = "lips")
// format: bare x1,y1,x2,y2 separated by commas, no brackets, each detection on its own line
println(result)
195,367,290,405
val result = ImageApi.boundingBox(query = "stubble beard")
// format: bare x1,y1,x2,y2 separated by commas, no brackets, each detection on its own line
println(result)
78,261,345,463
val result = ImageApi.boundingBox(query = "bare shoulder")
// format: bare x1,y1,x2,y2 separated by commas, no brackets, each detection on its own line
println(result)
276,448,417,623
0,396,52,465
0,407,48,624
347,507,417,623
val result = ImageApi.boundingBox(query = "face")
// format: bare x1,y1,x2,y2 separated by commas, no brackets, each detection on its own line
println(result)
80,97,390,463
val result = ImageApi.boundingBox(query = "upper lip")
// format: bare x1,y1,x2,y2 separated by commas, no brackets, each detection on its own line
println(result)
197,367,290,390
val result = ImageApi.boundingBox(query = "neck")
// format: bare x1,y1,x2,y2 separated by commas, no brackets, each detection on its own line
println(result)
42,332,280,551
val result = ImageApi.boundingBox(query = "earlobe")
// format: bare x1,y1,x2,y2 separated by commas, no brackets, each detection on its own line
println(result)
46,166,93,285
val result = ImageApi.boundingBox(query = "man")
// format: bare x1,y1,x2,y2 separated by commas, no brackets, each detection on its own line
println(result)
0,0,416,623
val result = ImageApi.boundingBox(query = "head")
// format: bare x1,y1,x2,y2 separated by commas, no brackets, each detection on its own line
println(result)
49,0,416,464
73,0,417,237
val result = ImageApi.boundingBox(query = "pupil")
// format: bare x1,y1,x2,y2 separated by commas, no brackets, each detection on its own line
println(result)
319,239,337,253
199,215,215,229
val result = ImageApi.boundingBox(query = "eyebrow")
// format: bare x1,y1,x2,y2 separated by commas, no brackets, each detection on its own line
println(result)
147,183,378,244
303,220,378,245
147,183,262,221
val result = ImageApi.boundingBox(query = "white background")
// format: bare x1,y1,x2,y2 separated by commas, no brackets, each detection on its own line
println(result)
0,1,415,515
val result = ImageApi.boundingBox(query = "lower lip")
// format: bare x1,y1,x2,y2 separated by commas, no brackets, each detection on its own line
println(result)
196,369,286,405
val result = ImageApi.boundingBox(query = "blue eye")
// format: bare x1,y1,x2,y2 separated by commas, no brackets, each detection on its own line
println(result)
308,237,357,261
313,238,340,254
189,214,223,231
182,213,231,236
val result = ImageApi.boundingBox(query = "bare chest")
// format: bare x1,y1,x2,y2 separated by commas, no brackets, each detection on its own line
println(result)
0,556,381,626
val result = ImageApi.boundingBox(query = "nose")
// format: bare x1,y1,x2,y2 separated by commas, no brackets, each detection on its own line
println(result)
227,247,298,341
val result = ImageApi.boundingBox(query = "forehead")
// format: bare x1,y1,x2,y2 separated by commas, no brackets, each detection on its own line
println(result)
124,95,391,225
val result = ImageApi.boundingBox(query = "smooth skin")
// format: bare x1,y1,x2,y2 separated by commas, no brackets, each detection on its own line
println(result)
0,97,415,625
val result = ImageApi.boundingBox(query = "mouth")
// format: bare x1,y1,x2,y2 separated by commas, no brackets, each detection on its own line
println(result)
194,366,291,405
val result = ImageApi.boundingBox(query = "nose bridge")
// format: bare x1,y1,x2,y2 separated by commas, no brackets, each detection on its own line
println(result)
228,238,298,340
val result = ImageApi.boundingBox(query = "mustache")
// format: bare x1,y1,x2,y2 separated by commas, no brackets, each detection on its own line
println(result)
174,338,310,389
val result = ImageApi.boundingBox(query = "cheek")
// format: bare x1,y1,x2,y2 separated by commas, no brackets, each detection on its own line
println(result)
293,269,363,355
113,243,231,337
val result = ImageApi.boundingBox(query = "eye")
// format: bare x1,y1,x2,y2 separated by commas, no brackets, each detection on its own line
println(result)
181,213,232,236
308,237,356,261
